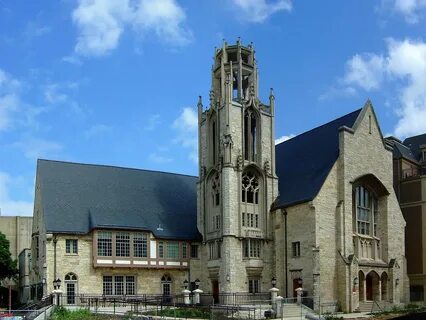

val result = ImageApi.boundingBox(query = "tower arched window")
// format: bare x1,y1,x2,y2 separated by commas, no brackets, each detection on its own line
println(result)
244,109,257,162
212,120,217,165
212,172,220,207
242,171,259,204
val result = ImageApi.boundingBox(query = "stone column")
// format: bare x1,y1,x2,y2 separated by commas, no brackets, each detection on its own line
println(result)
193,288,203,305
378,279,382,301
296,287,303,304
275,296,284,318
270,287,279,304
182,289,191,305
363,278,367,302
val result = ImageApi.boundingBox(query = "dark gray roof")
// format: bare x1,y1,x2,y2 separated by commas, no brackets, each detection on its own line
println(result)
274,108,362,209
391,140,417,163
37,159,200,240
403,133,426,162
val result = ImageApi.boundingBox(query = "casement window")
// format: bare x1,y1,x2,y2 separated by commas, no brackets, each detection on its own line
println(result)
243,239,261,258
116,232,130,257
166,242,179,259
242,212,259,228
292,241,300,257
98,231,112,256
182,243,187,259
158,241,164,258
190,244,199,258
248,279,260,293
208,241,221,260
355,186,378,236
65,239,78,254
102,275,135,295
133,233,148,258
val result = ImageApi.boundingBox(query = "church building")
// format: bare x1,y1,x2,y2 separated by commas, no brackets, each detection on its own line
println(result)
30,41,408,312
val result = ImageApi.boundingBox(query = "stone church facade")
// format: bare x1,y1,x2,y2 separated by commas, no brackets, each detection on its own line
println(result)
30,41,408,312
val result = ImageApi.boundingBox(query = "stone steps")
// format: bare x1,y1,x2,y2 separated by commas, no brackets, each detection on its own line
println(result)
282,303,312,318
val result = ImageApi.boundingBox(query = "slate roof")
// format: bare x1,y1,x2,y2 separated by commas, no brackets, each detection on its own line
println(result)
391,139,417,163
274,108,362,209
37,159,200,240
403,133,426,162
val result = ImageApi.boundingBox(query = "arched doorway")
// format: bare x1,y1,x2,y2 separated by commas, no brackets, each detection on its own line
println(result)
64,273,78,305
359,271,365,301
366,271,380,301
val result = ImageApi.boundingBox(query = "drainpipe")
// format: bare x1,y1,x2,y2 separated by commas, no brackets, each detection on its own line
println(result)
283,209,288,298
53,235,57,285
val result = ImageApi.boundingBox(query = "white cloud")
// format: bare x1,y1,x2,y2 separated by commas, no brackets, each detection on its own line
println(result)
144,114,161,131
275,134,295,145
0,172,33,216
148,153,172,163
232,0,292,22
393,0,426,23
84,124,112,138
343,54,386,91
12,137,63,160
339,38,426,138
72,0,191,57
0,69,24,131
173,107,198,163
62,55,83,65
43,82,85,116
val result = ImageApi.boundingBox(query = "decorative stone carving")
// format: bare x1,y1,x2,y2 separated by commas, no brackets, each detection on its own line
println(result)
264,160,270,173
221,134,233,164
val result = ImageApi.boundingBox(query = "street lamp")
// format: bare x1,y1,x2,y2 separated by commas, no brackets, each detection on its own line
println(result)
53,278,61,290
183,279,188,290
271,277,277,288
195,278,200,289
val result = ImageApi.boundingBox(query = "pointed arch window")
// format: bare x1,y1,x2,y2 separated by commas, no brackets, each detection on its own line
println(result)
355,186,378,236
244,109,257,161
242,171,259,204
212,172,220,206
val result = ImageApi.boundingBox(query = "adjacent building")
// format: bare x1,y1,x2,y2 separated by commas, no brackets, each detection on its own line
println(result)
387,134,426,303
0,216,32,303
30,41,408,312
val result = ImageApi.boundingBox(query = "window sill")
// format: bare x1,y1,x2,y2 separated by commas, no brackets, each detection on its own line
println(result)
65,253,78,256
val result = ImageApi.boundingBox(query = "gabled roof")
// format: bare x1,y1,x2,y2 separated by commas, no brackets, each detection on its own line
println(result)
274,108,362,209
37,159,200,240
391,139,417,163
403,133,426,162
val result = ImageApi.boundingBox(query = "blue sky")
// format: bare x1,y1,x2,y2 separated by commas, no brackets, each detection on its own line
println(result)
1,0,426,216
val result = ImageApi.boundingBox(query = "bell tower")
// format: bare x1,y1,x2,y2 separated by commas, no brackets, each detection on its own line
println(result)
197,39,278,294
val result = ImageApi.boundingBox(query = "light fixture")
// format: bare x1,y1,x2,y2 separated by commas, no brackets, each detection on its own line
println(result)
226,274,230,282
195,278,200,289
183,279,188,290
353,277,358,286
271,277,277,288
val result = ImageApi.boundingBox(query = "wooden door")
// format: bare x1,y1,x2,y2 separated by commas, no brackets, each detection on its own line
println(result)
212,280,219,303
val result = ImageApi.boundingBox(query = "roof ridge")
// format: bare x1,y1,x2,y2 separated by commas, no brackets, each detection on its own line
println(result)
276,108,362,145
37,158,198,179
403,132,426,143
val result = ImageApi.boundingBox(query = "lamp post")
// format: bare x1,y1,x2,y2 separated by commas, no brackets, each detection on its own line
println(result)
270,277,279,304
52,278,62,305
193,279,203,305
182,279,190,305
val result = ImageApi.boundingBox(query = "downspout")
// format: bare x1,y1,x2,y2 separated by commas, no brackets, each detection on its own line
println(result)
53,235,57,283
283,209,288,298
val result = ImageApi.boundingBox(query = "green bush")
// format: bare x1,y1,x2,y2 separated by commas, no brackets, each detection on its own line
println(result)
51,307,94,320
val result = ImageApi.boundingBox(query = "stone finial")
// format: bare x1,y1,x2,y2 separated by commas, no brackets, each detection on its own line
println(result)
197,95,203,108
269,88,275,99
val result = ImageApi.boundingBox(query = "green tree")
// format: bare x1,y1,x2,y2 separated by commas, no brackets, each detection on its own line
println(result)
0,231,18,281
